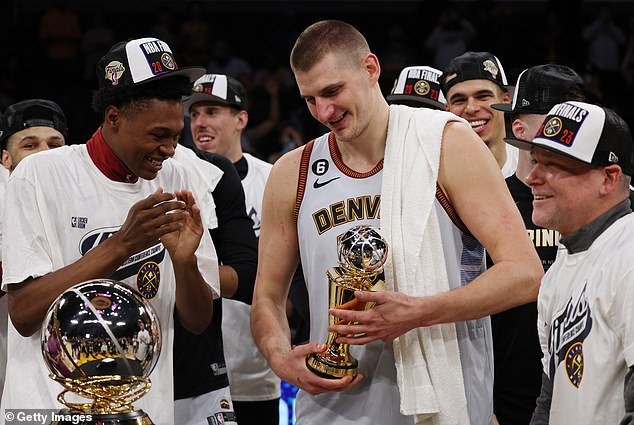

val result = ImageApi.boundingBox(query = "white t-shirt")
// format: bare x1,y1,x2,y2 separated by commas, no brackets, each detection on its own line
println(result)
537,213,634,424
502,144,519,178
0,167,8,406
222,153,281,401
0,145,220,425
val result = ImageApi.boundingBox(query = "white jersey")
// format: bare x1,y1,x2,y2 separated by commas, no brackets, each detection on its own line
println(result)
501,144,519,178
537,213,634,424
222,153,280,401
0,146,220,425
295,133,492,425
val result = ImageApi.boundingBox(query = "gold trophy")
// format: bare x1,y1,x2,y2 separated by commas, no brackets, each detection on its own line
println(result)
41,279,161,424
306,225,388,379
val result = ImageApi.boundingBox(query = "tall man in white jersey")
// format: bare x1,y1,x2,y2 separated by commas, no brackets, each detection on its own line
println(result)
506,101,634,424
251,20,542,425
187,73,280,424
0,37,219,424
0,99,68,405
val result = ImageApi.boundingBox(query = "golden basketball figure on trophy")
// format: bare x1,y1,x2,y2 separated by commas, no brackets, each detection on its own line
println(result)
41,279,161,425
306,225,388,379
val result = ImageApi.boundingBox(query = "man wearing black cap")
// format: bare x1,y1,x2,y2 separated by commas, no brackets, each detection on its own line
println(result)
488,64,587,425
0,37,219,423
0,98,68,407
509,102,634,424
441,51,518,177
185,73,281,425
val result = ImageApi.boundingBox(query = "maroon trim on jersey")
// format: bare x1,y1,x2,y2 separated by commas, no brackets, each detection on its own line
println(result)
328,132,383,178
86,126,138,183
435,184,472,237
294,140,315,223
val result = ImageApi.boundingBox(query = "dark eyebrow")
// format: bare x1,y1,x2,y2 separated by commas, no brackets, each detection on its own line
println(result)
301,82,344,99
449,89,495,103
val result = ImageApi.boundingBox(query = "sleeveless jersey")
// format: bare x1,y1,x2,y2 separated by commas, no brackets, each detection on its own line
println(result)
295,133,492,425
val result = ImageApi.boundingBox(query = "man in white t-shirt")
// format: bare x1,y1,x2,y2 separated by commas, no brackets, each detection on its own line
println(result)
441,51,519,177
0,99,69,405
508,101,634,424
0,37,219,425
187,73,280,425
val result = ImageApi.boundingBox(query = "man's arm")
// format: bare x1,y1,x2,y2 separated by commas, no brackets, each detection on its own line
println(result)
331,122,542,343
8,189,191,337
250,148,360,395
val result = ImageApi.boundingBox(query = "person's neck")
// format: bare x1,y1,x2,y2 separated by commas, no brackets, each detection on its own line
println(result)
488,137,507,170
223,140,243,163
335,96,389,171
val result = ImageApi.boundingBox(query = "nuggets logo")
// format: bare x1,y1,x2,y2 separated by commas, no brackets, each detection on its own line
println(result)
90,296,112,310
414,80,430,96
136,261,160,299
105,61,125,85
193,83,204,93
482,60,499,79
161,53,175,70
565,342,584,388
543,117,563,137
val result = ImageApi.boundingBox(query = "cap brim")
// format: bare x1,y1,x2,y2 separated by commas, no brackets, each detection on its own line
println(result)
386,94,445,111
491,102,513,112
183,92,242,114
505,136,595,167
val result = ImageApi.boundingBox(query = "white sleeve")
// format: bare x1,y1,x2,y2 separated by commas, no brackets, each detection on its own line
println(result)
1,175,53,291
605,267,634,367
537,285,551,376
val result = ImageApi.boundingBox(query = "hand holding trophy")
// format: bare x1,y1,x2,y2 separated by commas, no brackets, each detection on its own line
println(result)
41,279,160,424
306,225,388,379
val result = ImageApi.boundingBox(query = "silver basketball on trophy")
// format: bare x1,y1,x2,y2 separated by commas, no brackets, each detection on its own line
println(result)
337,225,388,273
41,279,161,423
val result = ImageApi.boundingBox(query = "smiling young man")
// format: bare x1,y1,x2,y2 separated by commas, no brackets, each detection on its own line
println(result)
0,37,219,424
506,102,634,425
251,20,542,425
0,99,68,407
441,51,518,177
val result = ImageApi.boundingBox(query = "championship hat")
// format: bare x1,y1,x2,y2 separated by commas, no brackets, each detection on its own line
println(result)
492,64,586,114
507,101,634,175
183,74,247,113
0,99,68,148
441,51,508,96
96,37,205,88
387,66,446,110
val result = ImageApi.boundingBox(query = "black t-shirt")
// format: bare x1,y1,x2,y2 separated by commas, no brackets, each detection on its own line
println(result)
488,174,551,425
173,149,258,399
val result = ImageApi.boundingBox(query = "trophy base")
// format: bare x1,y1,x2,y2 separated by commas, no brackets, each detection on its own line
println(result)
306,351,358,379
51,409,153,425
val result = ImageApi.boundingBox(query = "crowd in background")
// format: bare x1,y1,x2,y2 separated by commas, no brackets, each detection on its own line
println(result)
2,0,634,162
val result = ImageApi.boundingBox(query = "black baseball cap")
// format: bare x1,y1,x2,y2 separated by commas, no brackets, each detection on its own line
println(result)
96,37,205,88
183,74,248,113
492,64,586,114
387,66,446,110
507,101,634,176
0,99,68,148
441,51,509,96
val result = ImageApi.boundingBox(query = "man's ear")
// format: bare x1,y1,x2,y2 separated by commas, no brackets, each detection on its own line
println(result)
601,164,623,196
104,105,122,130
363,53,381,83
2,149,12,171
236,110,249,131
511,118,528,141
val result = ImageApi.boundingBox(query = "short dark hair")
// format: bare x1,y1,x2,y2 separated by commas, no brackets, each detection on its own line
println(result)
290,20,370,73
91,76,191,118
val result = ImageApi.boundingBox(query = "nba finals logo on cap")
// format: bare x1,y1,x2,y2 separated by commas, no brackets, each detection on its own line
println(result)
537,102,589,148
482,59,499,79
140,39,175,76
105,61,126,85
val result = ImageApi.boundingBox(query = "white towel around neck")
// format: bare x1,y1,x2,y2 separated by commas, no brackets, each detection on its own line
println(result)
381,104,470,425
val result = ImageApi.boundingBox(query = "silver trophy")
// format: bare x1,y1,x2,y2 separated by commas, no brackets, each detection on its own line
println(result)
306,225,388,379
41,279,160,424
